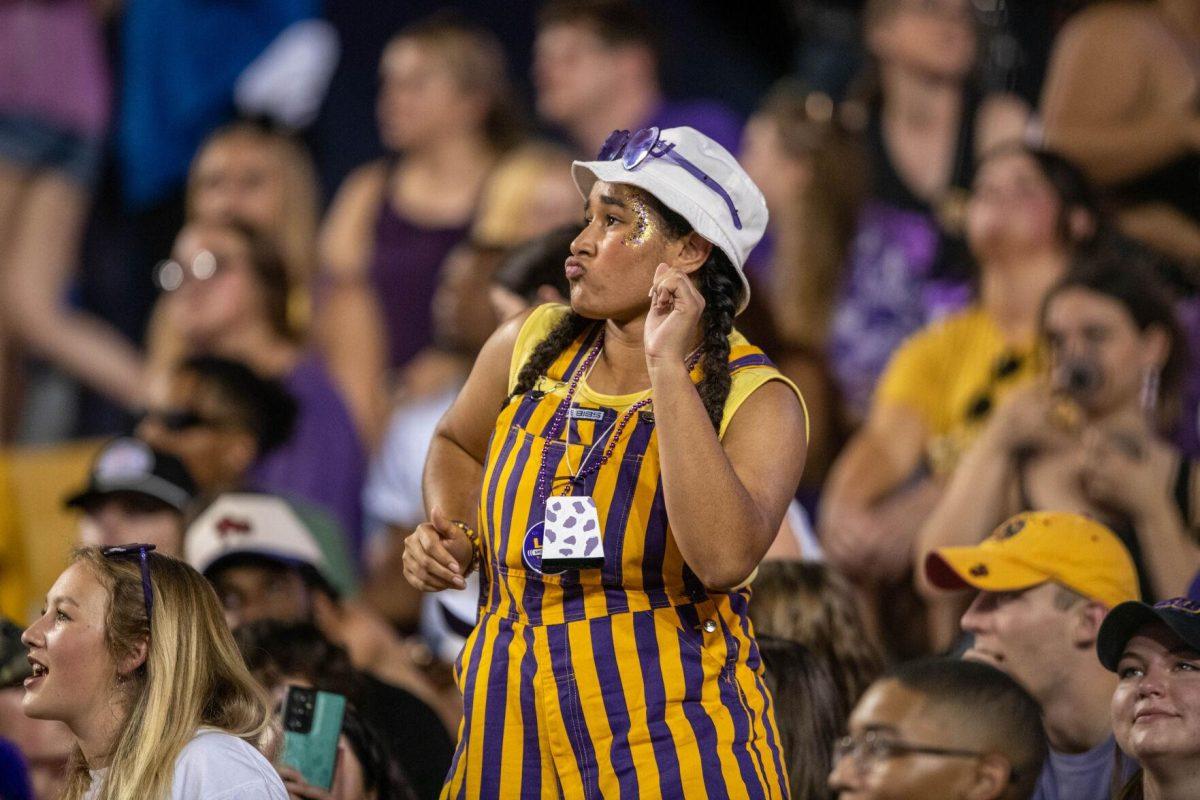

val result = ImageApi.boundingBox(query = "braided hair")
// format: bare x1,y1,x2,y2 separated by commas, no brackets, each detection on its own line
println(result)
509,189,742,431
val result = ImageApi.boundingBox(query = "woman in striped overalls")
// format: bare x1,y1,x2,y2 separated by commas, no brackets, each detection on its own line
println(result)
404,126,808,799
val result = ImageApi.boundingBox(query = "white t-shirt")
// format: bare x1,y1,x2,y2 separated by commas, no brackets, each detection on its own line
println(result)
84,729,287,800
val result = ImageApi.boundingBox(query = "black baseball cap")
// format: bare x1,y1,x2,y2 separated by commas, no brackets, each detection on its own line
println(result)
65,437,197,513
1097,597,1200,671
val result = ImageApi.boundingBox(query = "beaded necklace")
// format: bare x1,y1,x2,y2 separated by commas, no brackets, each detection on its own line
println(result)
534,326,701,503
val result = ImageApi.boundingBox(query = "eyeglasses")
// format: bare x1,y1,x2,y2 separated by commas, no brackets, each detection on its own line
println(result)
136,408,229,433
833,731,990,775
154,249,239,292
100,543,156,626
596,127,743,230
965,353,1025,422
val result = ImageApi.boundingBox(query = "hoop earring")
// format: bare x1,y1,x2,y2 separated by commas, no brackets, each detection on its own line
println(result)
1140,366,1160,417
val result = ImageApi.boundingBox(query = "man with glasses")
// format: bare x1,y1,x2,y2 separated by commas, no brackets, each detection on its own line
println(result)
830,658,1046,799
925,511,1141,800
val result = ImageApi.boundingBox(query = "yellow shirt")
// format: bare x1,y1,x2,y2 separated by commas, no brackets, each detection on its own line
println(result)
511,304,809,441
874,306,1041,475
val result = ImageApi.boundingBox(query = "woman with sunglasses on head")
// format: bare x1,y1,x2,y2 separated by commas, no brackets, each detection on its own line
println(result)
403,125,806,798
20,545,286,799
821,145,1101,653
919,247,1200,610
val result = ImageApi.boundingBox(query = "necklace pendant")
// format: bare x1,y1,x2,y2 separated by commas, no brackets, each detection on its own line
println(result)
541,496,604,572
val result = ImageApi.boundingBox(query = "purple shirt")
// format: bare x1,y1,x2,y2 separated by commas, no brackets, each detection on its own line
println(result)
0,0,109,137
827,200,973,419
247,353,366,562
369,198,470,369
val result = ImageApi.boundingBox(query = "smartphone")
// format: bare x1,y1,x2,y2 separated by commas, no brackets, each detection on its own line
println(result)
280,685,347,790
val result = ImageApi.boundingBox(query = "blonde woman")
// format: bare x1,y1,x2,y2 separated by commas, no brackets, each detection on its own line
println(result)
20,545,285,799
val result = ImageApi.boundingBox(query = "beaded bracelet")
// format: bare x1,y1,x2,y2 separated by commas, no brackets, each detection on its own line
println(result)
449,520,481,576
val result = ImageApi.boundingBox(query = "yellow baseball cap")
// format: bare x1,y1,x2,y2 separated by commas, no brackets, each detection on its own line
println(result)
924,511,1140,609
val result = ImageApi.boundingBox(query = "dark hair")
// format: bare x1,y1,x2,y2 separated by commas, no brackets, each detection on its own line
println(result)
341,704,416,800
390,11,525,153
757,635,846,800
235,620,360,698
234,621,415,799
1116,770,1145,800
179,355,298,453
537,0,660,65
493,224,577,303
1040,243,1189,427
975,144,1107,251
886,658,1048,799
509,192,741,431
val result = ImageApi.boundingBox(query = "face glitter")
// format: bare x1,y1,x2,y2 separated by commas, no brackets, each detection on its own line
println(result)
623,195,655,247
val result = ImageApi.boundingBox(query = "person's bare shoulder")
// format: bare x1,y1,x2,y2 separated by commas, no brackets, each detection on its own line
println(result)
319,160,391,278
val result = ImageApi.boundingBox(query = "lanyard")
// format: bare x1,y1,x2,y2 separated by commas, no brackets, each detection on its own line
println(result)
534,326,701,503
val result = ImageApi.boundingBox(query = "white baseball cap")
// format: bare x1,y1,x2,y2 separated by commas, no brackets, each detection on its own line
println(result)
572,125,768,314
185,492,329,581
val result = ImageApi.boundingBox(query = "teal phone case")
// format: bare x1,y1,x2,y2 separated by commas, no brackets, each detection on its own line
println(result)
281,686,347,790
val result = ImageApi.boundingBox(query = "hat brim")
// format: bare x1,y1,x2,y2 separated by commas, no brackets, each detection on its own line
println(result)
571,161,751,314
201,550,315,578
64,480,188,512
925,548,1050,594
1096,601,1200,671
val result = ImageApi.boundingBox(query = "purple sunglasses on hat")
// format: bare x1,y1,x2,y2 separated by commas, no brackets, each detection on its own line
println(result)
597,127,743,230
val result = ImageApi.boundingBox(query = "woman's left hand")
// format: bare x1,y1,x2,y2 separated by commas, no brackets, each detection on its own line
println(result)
644,264,705,367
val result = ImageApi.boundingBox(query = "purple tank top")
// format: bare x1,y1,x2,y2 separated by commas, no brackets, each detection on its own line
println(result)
246,352,367,562
369,192,471,369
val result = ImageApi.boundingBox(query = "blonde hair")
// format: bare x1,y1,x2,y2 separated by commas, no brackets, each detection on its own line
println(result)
186,121,320,333
61,548,272,800
755,80,866,349
471,141,575,248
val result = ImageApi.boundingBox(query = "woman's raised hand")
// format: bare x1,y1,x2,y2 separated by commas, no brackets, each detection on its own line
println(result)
644,263,705,367
402,506,473,592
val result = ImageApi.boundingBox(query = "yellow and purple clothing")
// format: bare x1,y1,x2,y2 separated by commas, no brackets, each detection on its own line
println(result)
442,305,805,799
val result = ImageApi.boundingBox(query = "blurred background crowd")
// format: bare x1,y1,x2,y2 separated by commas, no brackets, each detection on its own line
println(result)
0,0,1198,798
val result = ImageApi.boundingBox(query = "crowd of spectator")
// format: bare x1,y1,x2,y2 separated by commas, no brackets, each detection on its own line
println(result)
1,0,1198,798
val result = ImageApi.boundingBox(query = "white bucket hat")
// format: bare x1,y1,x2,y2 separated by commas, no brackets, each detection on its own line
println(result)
572,125,768,314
